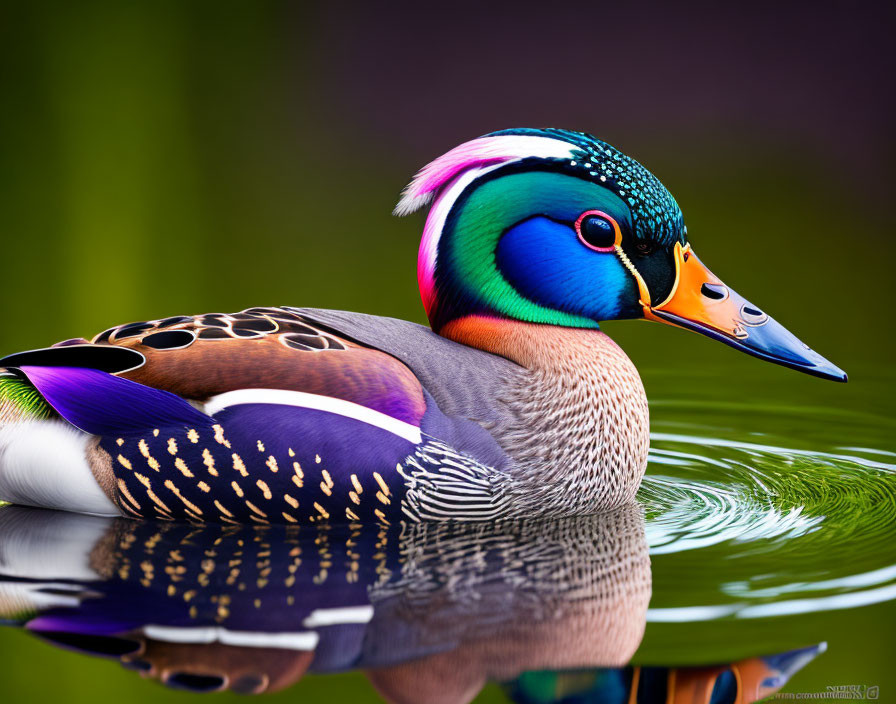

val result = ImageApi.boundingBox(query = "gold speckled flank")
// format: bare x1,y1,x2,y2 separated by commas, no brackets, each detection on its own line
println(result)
108,422,407,525
256,479,272,499
138,439,161,471
373,472,390,497
202,448,217,476
174,457,193,478
245,501,267,519
116,479,141,512
320,470,334,496
134,472,173,518
232,453,248,477
349,473,363,506
164,479,202,516
212,424,231,448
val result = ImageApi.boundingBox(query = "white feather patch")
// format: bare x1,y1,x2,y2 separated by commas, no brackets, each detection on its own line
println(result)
0,420,118,516
302,605,374,627
204,388,422,445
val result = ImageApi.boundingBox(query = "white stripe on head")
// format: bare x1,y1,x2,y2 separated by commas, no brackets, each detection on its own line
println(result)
416,162,505,314
394,134,577,216
396,134,577,318
204,389,422,445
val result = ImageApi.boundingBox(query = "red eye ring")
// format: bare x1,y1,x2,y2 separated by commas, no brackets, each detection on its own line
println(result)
575,210,622,252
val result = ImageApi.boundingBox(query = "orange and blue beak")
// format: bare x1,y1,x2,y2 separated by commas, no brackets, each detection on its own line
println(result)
640,242,847,382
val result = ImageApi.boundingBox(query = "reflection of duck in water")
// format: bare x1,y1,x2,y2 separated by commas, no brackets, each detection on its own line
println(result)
506,643,826,704
0,505,650,698
0,507,822,702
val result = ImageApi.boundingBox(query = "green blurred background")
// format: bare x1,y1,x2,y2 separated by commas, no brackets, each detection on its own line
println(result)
0,2,893,702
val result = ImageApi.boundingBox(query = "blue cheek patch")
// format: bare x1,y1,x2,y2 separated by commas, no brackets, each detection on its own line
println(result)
495,216,638,322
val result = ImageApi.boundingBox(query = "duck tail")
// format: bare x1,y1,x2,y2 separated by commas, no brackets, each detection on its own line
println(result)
0,369,119,516
0,371,55,425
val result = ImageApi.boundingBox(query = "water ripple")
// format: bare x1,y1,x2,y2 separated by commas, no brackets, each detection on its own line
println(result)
637,402,896,619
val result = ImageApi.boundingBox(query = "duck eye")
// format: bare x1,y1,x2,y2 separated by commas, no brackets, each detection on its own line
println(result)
575,210,620,252
635,241,655,256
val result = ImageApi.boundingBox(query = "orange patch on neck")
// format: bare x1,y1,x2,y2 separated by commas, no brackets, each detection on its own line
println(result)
440,315,615,370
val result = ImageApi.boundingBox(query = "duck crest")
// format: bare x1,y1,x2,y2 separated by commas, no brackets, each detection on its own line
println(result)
440,316,649,514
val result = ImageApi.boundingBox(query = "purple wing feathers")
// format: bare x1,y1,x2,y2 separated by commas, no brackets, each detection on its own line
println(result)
19,366,212,435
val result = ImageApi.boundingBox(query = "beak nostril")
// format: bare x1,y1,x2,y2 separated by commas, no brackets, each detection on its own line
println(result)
700,283,727,300
741,304,769,326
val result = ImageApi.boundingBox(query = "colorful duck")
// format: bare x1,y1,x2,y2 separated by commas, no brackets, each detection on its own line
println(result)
0,129,846,523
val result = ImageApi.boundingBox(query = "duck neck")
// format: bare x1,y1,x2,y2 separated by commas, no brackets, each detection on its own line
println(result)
439,315,650,513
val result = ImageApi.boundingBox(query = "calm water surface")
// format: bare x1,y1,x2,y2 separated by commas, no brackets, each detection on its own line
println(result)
0,365,893,703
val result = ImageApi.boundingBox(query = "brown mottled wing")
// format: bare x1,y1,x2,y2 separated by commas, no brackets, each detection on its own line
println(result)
83,307,426,423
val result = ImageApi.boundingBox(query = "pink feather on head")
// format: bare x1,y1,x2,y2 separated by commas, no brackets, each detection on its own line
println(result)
392,137,527,217
394,134,576,323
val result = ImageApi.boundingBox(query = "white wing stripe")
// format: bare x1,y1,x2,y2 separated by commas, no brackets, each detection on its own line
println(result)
204,388,422,444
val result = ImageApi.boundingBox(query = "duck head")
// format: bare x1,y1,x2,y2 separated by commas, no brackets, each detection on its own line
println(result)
396,128,846,381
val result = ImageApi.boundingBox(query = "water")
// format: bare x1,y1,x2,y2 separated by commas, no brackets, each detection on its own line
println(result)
0,371,893,703
636,396,896,684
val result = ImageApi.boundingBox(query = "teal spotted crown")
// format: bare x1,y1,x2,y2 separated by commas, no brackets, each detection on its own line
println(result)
489,128,685,246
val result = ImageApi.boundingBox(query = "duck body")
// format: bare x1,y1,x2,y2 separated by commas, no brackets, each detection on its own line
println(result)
0,127,843,523
0,306,647,523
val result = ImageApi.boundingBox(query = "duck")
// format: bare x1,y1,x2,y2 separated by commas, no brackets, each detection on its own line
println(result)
0,128,846,524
